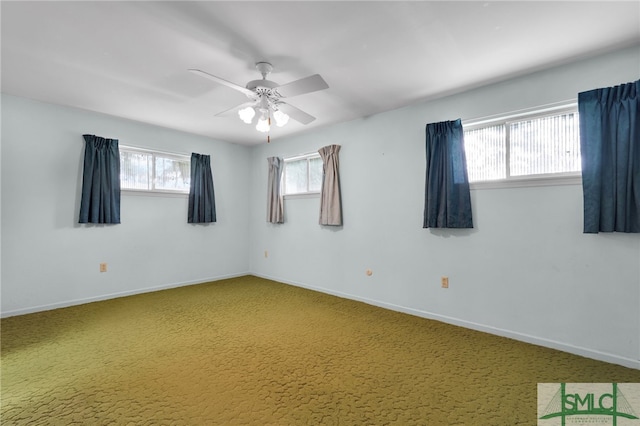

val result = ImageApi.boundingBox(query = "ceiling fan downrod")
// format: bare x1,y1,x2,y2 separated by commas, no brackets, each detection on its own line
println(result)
255,62,273,80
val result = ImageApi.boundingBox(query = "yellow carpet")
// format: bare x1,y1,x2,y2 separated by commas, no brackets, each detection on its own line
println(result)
1,276,638,425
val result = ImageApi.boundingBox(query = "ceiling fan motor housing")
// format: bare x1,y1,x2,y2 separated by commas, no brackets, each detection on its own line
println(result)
246,62,280,104
246,79,278,91
246,63,283,110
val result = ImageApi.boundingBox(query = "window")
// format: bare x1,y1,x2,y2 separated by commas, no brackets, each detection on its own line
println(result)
120,146,190,194
464,106,581,184
283,153,323,195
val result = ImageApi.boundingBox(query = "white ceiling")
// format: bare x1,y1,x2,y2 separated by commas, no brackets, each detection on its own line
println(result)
2,1,639,145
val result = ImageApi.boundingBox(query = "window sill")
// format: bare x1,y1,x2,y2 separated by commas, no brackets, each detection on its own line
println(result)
122,189,188,198
284,192,320,200
470,173,582,190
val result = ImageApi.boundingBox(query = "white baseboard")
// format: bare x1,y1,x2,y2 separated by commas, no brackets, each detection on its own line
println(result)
0,271,250,318
5,271,638,370
253,272,640,371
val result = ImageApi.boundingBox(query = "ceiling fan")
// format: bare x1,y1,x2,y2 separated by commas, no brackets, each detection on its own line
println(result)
189,62,329,136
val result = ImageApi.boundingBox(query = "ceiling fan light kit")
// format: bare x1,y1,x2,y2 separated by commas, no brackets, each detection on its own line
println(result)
238,106,255,124
273,110,289,127
256,116,271,133
189,62,329,140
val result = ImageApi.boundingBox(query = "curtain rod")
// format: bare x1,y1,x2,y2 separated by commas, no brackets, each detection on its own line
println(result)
284,151,321,161
119,143,192,158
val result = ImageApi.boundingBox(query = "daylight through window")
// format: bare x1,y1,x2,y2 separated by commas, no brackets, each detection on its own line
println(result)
283,153,323,195
120,146,190,193
464,107,581,183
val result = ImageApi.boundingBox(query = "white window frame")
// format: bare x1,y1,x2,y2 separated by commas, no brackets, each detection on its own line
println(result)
120,145,191,196
463,103,582,189
282,152,322,198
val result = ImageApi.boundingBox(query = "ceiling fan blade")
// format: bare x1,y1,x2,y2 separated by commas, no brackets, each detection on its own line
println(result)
276,74,329,98
277,102,316,125
215,101,257,117
189,69,256,98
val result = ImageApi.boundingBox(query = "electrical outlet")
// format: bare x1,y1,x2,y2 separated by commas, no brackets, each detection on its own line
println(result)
100,263,107,273
441,276,449,288
264,250,269,258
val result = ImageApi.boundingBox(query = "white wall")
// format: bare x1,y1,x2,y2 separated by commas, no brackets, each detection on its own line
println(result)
1,95,251,316
248,46,640,368
2,46,638,369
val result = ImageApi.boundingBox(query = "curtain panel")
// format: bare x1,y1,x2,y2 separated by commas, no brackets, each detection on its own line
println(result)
423,119,473,229
78,134,121,224
318,145,343,226
188,153,217,224
579,79,639,233
266,157,284,224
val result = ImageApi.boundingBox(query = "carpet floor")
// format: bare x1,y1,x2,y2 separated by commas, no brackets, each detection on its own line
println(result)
1,275,639,425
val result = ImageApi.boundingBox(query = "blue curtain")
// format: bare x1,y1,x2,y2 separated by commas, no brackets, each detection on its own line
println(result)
188,153,216,223
78,134,121,224
423,119,473,228
579,80,639,233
